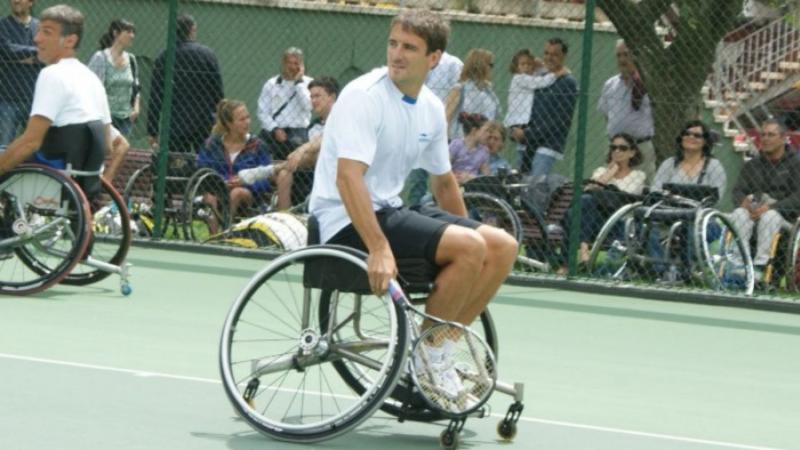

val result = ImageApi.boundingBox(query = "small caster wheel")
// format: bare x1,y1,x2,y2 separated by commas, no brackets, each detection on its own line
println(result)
440,429,459,450
497,420,517,441
121,283,132,296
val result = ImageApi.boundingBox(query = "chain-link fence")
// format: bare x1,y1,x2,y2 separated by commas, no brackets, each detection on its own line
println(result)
3,0,799,303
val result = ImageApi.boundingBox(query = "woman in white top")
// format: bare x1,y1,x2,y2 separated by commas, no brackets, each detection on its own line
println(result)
87,19,139,137
559,133,646,273
444,48,501,140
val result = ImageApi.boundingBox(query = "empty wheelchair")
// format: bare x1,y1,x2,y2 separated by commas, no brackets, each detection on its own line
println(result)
0,163,132,295
587,185,755,295
219,221,524,448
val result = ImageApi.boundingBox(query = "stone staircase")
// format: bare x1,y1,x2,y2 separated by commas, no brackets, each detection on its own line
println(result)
705,10,800,154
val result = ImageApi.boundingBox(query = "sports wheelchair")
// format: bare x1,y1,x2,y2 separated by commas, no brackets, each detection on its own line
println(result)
219,219,524,449
0,163,132,295
460,171,574,272
586,184,756,295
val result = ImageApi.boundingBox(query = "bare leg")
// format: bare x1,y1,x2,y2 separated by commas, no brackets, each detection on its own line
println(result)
102,137,130,183
454,225,517,325
276,169,294,210
229,187,254,219
203,193,220,235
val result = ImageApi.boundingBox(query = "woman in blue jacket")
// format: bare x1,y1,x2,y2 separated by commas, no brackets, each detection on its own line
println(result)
197,99,271,227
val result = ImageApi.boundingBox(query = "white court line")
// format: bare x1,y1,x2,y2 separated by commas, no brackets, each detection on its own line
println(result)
0,352,786,450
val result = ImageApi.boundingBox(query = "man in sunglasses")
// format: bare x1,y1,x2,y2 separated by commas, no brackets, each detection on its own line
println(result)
730,119,800,282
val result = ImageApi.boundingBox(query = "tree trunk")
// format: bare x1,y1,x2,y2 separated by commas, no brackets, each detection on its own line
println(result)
597,0,744,163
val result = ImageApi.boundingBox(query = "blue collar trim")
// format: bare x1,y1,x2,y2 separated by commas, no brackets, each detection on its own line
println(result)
401,94,417,105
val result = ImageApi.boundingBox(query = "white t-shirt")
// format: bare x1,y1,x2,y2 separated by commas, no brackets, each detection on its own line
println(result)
425,51,463,101
310,67,451,243
30,58,111,127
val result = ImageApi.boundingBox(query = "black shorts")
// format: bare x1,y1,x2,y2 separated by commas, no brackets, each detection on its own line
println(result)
328,204,482,265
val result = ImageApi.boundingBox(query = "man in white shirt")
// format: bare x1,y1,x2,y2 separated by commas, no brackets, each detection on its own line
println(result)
309,10,517,398
597,40,656,180
0,4,111,197
407,43,463,205
257,47,313,161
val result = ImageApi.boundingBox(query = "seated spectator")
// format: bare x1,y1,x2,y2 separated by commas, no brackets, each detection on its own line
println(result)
449,112,490,184
197,99,271,231
484,121,511,176
648,120,727,280
273,76,339,210
558,133,646,274
729,119,800,281
444,48,501,140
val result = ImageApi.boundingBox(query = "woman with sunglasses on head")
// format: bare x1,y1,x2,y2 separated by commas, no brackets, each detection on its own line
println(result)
651,119,727,200
557,133,645,274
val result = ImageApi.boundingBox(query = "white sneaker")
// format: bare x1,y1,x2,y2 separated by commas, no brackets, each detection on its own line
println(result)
414,340,465,400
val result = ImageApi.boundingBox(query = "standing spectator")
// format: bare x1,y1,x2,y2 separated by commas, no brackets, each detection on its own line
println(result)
730,119,800,280
88,18,139,137
407,44,462,206
597,40,656,181
197,99,271,229
257,47,312,162
444,48,501,140
511,38,578,178
425,50,462,102
274,76,339,210
0,0,42,147
147,13,223,175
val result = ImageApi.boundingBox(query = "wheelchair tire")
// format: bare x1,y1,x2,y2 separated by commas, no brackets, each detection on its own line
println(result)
62,178,132,286
184,169,231,241
0,165,92,295
320,290,498,422
786,218,800,292
694,209,755,295
587,202,642,279
219,247,409,443
463,191,523,244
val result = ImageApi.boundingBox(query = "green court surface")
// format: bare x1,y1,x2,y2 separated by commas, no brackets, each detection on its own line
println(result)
1,246,798,450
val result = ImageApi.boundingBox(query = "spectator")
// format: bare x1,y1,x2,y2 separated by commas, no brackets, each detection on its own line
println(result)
197,99,271,230
0,0,42,147
597,40,656,181
652,120,727,198
511,38,578,178
87,18,139,137
257,47,312,162
484,121,511,176
730,119,800,280
449,112,490,184
147,13,223,175
444,48,500,140
558,132,646,274
407,48,463,205
274,75,339,210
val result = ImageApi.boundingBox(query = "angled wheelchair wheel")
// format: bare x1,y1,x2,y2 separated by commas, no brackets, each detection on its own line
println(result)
785,219,800,292
321,288,498,422
587,202,642,279
463,191,522,244
62,178,131,286
0,165,92,295
219,246,408,443
184,169,231,241
694,209,754,295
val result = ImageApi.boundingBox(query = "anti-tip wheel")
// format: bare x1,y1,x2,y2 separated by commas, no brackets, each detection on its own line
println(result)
121,283,132,296
439,429,459,450
497,420,517,441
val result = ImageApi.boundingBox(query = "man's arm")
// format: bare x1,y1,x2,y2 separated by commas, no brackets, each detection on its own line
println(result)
430,172,466,217
257,81,277,133
731,162,754,207
0,116,51,174
336,157,396,294
146,54,165,141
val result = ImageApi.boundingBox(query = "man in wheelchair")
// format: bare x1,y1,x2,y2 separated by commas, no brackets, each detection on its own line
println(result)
309,10,518,398
729,119,800,283
0,5,111,196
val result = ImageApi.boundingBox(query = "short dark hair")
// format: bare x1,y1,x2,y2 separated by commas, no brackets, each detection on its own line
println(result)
98,18,135,50
548,37,568,54
177,13,196,42
309,76,340,98
762,117,788,134
607,132,642,167
509,48,534,74
390,10,449,54
40,4,84,49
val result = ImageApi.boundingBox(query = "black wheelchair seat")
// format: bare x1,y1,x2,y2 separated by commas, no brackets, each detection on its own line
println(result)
39,120,106,198
303,215,439,295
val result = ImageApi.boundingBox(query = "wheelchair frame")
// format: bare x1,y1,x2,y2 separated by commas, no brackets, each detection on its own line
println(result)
219,245,524,449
